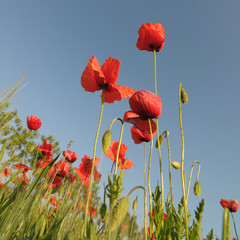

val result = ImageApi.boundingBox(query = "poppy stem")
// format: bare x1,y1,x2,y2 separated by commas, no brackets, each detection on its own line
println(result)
144,142,148,240
147,118,154,238
231,212,239,240
83,93,104,236
127,185,145,198
165,130,173,210
179,83,189,239
186,160,200,202
153,50,164,209
114,121,124,176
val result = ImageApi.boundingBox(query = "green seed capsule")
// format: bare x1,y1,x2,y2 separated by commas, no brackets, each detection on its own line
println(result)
109,197,129,231
194,181,201,196
100,203,108,220
102,130,112,153
171,161,181,170
181,89,188,104
132,197,138,212
155,135,163,148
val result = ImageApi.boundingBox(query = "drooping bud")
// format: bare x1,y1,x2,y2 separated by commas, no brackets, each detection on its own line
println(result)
102,130,112,153
132,196,138,212
171,161,181,170
108,197,129,231
100,203,108,220
194,181,201,196
181,89,188,104
155,135,163,148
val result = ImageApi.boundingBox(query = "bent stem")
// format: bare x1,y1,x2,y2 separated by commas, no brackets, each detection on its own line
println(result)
153,50,164,209
231,212,239,240
179,83,189,239
83,93,104,236
186,160,200,202
147,118,154,237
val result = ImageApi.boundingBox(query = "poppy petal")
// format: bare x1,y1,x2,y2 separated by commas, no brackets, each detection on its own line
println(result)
102,85,122,103
119,159,134,170
123,111,141,124
101,57,121,85
131,126,151,144
115,85,136,99
81,56,105,92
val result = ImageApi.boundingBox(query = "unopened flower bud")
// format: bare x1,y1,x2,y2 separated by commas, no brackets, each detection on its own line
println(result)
100,203,108,220
155,135,163,148
102,130,112,153
181,89,188,104
171,161,181,170
194,181,201,196
132,196,138,212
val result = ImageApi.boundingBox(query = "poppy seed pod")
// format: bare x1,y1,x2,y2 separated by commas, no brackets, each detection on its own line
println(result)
108,197,129,231
129,90,162,119
181,89,188,104
194,181,201,196
102,130,112,153
171,161,181,170
155,135,164,148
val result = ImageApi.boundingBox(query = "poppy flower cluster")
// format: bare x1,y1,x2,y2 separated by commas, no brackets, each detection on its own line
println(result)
73,155,101,186
36,139,53,168
81,56,136,103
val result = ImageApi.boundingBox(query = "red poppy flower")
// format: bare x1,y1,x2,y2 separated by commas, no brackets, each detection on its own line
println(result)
105,141,134,170
0,181,3,188
26,115,41,130
67,173,76,184
37,139,53,157
81,56,136,103
121,224,126,231
2,168,11,177
14,163,31,174
54,160,69,178
131,126,152,144
136,23,165,52
220,198,239,212
73,155,101,186
36,157,52,169
50,196,62,206
129,90,162,119
63,150,78,163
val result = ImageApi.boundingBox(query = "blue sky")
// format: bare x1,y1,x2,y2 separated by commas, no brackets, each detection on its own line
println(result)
1,0,240,237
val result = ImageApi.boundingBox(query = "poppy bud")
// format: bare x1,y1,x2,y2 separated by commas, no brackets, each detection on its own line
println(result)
132,196,138,212
194,181,201,196
155,135,163,148
109,197,129,231
181,89,188,104
102,130,112,153
100,203,108,220
171,161,181,170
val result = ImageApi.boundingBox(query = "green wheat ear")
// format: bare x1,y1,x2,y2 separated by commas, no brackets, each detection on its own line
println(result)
102,130,112,153
108,197,129,231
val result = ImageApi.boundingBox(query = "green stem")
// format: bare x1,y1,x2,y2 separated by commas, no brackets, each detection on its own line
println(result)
147,118,154,238
108,117,123,130
186,160,200,202
165,130,173,209
114,120,124,176
231,212,239,240
127,185,145,198
144,142,148,240
179,82,189,239
83,93,104,236
153,50,164,209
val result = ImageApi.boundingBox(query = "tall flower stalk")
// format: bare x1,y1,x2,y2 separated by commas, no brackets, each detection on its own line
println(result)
83,93,104,235
179,83,189,239
153,50,164,209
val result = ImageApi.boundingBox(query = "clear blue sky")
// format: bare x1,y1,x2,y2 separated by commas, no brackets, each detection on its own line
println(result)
1,0,240,237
